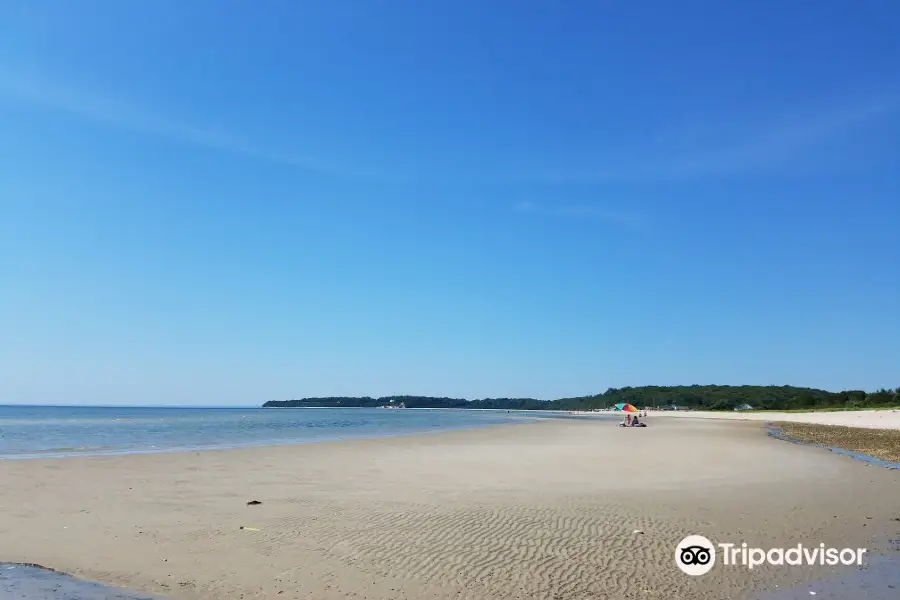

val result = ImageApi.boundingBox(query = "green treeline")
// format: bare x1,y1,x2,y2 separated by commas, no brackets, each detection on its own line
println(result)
262,385,899,411
564,385,899,411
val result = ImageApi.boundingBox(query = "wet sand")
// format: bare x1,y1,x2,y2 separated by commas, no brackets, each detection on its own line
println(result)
1,417,899,600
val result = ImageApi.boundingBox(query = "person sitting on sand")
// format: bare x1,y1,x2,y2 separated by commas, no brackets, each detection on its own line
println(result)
631,415,641,426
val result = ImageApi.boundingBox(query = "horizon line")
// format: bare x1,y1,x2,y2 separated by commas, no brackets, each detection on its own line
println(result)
4,383,895,409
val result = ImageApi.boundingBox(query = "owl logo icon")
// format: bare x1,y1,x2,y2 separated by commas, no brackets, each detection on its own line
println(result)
675,535,716,576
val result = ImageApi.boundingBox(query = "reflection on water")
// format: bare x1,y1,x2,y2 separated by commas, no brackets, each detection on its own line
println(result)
0,563,164,599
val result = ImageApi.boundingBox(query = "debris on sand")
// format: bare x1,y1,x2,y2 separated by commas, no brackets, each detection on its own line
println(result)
777,423,900,463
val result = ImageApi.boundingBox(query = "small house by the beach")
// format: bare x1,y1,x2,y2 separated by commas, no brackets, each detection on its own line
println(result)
734,403,753,411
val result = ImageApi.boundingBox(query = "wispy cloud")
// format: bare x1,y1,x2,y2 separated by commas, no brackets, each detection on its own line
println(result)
505,90,900,184
513,200,649,232
3,66,897,185
0,68,398,181
655,92,900,179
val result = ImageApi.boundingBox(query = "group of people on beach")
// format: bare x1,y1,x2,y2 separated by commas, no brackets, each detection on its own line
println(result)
621,411,647,427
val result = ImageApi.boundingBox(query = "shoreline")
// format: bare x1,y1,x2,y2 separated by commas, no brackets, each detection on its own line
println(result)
1,562,163,600
3,417,899,600
0,420,528,461
770,422,900,466
1,409,570,461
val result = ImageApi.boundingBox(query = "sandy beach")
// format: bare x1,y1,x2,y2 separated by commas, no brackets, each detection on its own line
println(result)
655,409,900,429
2,417,899,600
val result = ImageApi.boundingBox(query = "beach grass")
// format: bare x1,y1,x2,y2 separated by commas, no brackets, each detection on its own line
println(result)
777,421,900,463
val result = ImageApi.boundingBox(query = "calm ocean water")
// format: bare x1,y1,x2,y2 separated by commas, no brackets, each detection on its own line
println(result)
0,405,564,459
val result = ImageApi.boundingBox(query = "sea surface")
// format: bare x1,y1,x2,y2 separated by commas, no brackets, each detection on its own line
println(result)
0,405,574,459
0,563,161,600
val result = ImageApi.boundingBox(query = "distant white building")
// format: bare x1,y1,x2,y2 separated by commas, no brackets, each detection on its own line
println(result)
734,403,754,411
378,401,406,409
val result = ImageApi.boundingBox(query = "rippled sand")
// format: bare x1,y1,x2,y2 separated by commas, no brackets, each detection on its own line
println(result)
1,418,899,599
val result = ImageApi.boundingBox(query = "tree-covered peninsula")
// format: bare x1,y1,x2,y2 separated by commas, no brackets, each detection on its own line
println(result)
263,385,899,411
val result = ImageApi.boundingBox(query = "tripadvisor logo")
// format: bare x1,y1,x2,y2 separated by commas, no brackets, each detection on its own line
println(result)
676,535,716,576
675,535,867,576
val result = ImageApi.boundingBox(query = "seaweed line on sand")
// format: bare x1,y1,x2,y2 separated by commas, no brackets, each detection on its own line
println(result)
766,423,900,469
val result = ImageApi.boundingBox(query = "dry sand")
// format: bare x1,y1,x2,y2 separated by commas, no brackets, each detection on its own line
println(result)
2,418,899,600
655,409,900,429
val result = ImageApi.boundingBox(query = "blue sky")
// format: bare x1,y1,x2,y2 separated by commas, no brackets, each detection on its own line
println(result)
2,1,898,405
